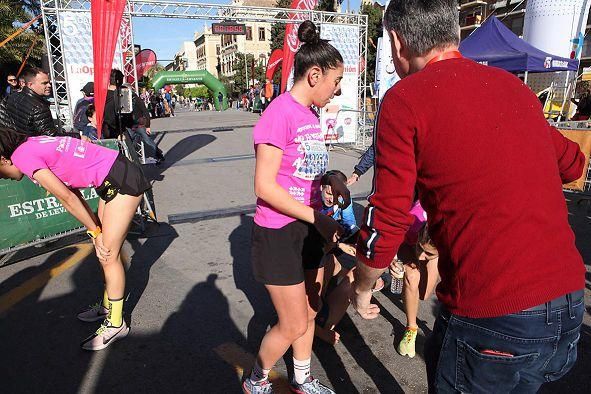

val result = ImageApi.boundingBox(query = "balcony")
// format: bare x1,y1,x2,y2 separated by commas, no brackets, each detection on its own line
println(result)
459,0,488,10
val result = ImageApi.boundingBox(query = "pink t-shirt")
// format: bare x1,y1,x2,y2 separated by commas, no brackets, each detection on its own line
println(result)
404,200,427,246
11,136,118,188
253,92,329,229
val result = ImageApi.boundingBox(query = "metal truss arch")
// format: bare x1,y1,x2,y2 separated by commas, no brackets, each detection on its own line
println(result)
41,0,368,147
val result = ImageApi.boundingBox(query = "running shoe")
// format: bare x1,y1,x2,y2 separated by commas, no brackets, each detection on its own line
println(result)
77,302,108,322
81,319,129,351
290,377,335,394
242,377,274,394
397,327,418,358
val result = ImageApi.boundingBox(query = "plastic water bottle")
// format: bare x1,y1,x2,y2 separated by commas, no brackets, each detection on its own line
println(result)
390,258,404,295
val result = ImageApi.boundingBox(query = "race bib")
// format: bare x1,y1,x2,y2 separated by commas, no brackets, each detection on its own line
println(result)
293,139,329,180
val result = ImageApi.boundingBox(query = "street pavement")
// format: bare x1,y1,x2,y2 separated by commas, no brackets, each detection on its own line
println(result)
0,108,589,393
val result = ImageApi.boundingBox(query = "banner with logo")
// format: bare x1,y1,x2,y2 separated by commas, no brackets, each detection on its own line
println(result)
136,49,157,80
281,0,318,93
318,24,360,144
266,49,283,80
0,140,119,254
59,11,124,122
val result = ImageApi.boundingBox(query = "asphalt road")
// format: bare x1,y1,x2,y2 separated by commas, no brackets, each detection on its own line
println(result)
0,108,589,393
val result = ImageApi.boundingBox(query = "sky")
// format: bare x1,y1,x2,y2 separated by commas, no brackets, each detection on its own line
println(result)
132,0,363,64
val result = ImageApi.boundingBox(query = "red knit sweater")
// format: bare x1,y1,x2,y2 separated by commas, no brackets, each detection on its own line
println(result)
357,58,586,318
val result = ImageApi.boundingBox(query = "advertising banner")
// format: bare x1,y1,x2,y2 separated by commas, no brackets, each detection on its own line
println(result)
59,11,124,122
281,0,318,93
318,24,360,144
135,49,157,80
0,140,119,254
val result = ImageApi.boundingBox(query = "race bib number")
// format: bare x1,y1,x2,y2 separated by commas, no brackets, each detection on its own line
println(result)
293,140,328,180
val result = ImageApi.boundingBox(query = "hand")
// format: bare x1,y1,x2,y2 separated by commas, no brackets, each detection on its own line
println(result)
146,127,151,135
350,286,381,320
313,211,343,243
92,233,111,262
389,260,404,278
80,135,92,143
326,174,351,208
346,173,359,186
338,242,357,256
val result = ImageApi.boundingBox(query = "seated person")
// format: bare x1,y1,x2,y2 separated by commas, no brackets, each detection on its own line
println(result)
315,170,385,345
389,205,439,358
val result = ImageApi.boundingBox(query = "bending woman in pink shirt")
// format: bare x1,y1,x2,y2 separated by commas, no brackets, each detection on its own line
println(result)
0,128,150,351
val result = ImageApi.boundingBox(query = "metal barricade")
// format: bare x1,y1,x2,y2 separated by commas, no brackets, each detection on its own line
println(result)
328,109,376,152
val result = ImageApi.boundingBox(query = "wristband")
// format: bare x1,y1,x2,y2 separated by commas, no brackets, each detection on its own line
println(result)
86,227,102,239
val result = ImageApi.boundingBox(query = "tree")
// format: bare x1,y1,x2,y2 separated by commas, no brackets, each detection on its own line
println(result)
317,0,336,12
0,0,44,75
231,52,265,94
144,63,165,90
360,3,383,85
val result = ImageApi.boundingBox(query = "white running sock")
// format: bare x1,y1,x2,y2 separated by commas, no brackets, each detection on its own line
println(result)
250,360,271,383
293,357,311,384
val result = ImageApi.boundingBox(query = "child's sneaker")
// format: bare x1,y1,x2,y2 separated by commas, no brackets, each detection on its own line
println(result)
81,319,129,351
397,327,418,358
242,377,274,393
290,376,335,394
77,302,108,322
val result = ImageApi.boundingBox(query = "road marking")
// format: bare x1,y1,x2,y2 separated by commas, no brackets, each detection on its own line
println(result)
0,243,94,315
214,342,291,391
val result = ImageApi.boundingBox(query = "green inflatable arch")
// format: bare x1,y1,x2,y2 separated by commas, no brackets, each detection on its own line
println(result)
151,70,228,110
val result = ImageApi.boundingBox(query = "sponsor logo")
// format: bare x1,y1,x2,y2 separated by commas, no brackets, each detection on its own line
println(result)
552,60,569,68
544,57,552,69
7,188,98,220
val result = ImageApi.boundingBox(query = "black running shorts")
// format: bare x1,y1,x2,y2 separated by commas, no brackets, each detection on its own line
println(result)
95,154,151,203
251,220,326,286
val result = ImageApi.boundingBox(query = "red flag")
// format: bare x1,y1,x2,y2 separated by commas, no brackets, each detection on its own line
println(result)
91,0,127,138
281,0,318,93
266,49,283,80
135,49,157,80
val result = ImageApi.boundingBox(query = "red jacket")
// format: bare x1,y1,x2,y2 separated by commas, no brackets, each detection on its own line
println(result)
357,58,586,318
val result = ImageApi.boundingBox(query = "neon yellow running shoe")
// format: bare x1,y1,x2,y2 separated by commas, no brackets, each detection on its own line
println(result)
397,327,418,358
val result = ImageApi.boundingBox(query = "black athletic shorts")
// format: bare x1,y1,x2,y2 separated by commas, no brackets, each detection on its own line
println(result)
95,154,151,203
251,220,326,286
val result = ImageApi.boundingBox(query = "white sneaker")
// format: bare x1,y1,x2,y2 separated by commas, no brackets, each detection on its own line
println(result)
77,302,108,322
81,319,129,351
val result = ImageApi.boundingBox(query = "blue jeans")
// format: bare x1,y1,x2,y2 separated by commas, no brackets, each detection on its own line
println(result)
425,291,584,393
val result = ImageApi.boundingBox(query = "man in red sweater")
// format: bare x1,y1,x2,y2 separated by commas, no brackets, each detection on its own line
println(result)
351,1,586,392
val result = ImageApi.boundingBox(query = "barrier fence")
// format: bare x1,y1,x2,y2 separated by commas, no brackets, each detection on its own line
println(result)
0,139,119,255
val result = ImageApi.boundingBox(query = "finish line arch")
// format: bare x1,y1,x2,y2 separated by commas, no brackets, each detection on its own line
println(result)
152,70,228,110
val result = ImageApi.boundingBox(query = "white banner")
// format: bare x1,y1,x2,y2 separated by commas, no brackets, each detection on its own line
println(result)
319,24,360,144
59,12,124,120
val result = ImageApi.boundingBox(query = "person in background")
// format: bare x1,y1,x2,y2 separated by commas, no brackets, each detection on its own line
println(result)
17,76,25,92
264,78,273,109
346,143,374,185
351,1,586,392
80,104,99,141
218,91,224,112
0,67,57,136
4,74,18,97
570,84,591,120
73,82,94,135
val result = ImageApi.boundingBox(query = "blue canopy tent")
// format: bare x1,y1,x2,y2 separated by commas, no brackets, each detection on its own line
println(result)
459,16,579,82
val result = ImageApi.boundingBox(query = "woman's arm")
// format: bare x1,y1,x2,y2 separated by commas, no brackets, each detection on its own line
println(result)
33,169,99,231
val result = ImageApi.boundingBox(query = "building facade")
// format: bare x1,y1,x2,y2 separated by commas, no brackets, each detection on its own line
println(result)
195,26,222,78
218,0,274,80
174,41,199,71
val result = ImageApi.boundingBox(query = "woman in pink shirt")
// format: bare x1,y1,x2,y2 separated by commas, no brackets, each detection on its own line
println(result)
0,129,150,351
244,21,345,394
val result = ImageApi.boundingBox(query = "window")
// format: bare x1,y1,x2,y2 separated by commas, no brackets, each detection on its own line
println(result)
258,27,265,41
216,45,220,55
246,26,252,41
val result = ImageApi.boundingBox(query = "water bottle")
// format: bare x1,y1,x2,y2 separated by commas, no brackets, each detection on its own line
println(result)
390,257,404,295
